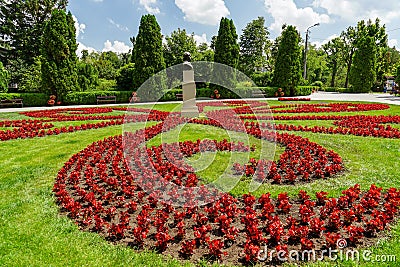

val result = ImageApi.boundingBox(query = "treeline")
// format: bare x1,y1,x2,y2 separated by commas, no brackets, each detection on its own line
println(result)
1,0,400,100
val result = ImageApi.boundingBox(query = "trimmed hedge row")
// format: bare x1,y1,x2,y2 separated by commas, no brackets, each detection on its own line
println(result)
322,87,352,93
63,91,132,105
0,93,47,107
0,86,315,107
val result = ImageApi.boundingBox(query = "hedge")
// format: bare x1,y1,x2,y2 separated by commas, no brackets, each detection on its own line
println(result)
322,87,352,93
0,93,47,107
64,91,132,105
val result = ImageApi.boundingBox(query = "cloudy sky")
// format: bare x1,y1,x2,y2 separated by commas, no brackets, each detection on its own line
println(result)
68,0,400,55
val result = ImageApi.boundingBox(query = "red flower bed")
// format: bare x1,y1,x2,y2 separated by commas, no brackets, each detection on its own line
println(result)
53,134,400,265
40,101,400,265
278,98,311,101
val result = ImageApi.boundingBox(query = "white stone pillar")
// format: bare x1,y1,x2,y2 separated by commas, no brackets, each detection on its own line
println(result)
181,68,199,118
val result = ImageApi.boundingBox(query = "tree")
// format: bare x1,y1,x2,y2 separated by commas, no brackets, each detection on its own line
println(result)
77,61,99,91
396,65,400,85
323,37,344,87
40,10,78,99
214,18,240,69
341,19,387,88
116,63,135,91
163,28,198,88
349,35,376,93
272,25,302,96
340,26,357,88
132,14,165,100
19,56,42,92
94,51,121,80
0,61,9,93
213,17,240,96
163,28,198,67
239,17,269,76
0,0,68,72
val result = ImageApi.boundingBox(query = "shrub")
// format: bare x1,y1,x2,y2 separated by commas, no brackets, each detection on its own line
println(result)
251,72,272,87
297,86,313,96
95,79,117,91
0,93,47,106
0,62,9,93
64,91,132,105
116,63,135,91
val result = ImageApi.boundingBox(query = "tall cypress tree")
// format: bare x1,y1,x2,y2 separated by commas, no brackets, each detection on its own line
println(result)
40,9,78,100
213,17,240,96
349,35,376,93
272,25,302,96
132,14,165,101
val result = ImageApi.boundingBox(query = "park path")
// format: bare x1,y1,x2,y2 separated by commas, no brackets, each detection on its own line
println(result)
0,92,399,113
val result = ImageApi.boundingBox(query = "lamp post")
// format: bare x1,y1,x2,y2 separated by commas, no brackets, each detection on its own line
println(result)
303,23,319,80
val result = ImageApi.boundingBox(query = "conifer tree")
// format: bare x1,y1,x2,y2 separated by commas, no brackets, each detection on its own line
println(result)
40,9,78,100
213,17,240,96
272,25,302,96
132,14,165,100
349,35,376,93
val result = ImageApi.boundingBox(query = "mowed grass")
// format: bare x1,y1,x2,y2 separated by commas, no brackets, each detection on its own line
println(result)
0,101,400,266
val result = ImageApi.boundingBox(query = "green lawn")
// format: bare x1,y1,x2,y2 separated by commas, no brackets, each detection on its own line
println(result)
0,101,400,266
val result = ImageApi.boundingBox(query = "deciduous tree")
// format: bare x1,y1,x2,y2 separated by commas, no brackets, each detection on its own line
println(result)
239,17,269,76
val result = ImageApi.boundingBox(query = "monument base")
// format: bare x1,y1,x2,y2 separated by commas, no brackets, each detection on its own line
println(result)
181,107,199,118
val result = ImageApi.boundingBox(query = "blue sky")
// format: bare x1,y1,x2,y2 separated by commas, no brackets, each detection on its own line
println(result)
68,0,400,55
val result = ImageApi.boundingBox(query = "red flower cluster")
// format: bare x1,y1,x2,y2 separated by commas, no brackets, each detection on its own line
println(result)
278,98,311,101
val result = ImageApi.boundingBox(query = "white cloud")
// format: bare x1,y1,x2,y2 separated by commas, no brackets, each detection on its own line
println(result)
175,0,230,26
102,40,132,54
72,15,86,39
77,42,97,57
192,33,208,45
264,0,330,34
389,39,398,48
311,34,339,48
139,0,160,14
91,0,103,2
312,0,400,24
107,18,129,32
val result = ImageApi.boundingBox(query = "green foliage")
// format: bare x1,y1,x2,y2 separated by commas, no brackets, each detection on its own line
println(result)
312,81,323,88
63,91,132,105
251,72,272,87
132,14,165,101
396,65,400,85
213,17,240,95
163,28,198,89
94,51,121,80
296,86,314,96
96,79,117,91
306,45,329,84
0,61,9,93
163,28,198,67
0,0,68,69
323,37,344,87
239,17,269,76
18,56,43,93
0,93,47,106
40,10,78,100
77,61,99,91
116,63,135,91
349,36,377,93
272,25,302,96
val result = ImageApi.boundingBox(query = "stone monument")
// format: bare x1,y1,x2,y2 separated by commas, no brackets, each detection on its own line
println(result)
181,52,199,118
